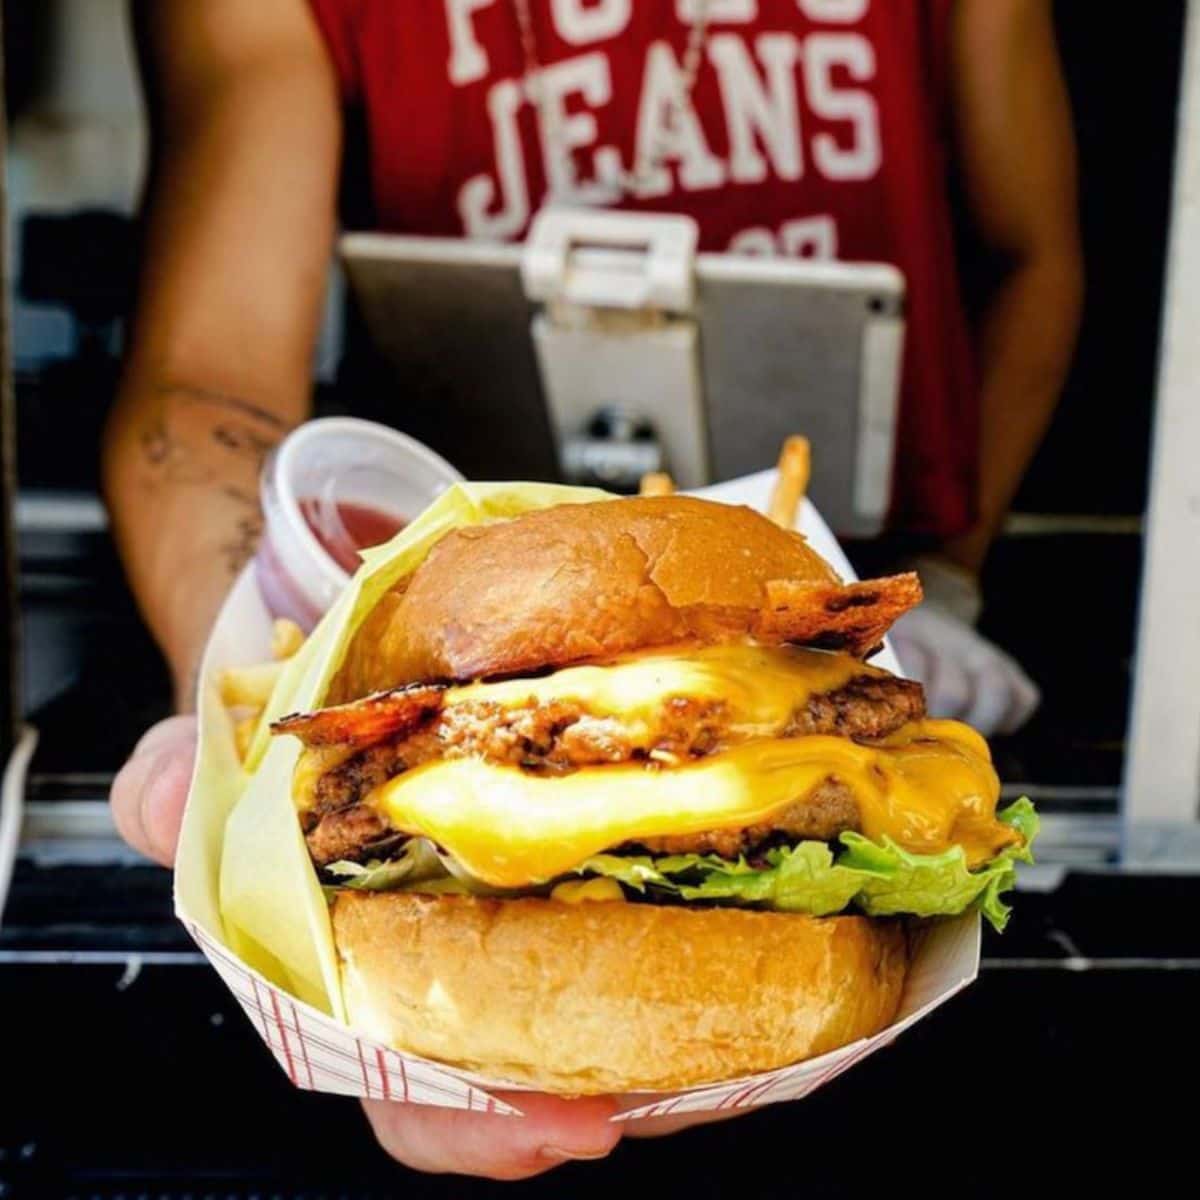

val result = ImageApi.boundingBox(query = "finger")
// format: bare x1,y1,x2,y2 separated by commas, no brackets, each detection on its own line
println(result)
133,714,199,760
361,1092,622,1181
110,721,197,867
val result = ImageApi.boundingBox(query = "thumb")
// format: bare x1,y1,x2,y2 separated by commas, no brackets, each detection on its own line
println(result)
109,715,197,867
362,1092,622,1180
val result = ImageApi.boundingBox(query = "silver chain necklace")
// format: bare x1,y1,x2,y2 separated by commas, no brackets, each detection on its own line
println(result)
510,0,712,199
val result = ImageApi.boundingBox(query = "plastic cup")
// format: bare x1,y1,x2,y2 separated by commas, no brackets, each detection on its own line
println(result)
254,417,462,630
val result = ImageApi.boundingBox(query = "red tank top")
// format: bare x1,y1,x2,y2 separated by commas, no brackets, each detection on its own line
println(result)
308,0,976,537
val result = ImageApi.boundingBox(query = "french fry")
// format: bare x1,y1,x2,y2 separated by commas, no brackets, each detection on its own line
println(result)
639,472,675,497
234,712,261,761
219,660,285,709
767,436,811,530
271,618,305,661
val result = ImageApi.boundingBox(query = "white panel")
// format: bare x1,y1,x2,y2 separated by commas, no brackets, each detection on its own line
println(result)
532,313,709,488
855,314,902,522
1123,0,1200,852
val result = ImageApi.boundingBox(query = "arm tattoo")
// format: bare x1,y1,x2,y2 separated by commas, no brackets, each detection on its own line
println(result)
166,387,290,430
218,512,265,577
221,484,260,509
136,386,292,575
139,384,291,492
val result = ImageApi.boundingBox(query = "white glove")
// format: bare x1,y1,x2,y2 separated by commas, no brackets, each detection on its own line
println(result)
889,557,1040,737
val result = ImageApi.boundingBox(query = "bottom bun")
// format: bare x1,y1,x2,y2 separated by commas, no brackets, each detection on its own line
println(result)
331,892,908,1094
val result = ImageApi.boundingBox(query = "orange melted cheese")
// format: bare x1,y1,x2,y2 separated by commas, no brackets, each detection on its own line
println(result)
369,718,1012,889
447,642,876,737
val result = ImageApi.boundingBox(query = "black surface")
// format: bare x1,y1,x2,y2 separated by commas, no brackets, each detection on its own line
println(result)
2,868,1198,1197
20,211,138,324
2,0,47,122
980,532,1142,788
3,964,1195,1197
20,525,172,776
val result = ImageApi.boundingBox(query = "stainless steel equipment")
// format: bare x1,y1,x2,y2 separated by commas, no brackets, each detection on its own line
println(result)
342,209,904,536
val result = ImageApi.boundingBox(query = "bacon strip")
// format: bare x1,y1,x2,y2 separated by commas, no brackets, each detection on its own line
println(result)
756,572,923,658
271,684,444,750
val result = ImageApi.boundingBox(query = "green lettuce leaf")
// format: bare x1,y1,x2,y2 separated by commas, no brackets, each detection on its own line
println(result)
324,840,514,897
577,798,1039,933
324,837,446,891
580,842,863,916
841,797,1038,930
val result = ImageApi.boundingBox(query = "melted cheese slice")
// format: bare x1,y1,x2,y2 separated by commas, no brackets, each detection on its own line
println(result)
448,642,878,736
369,719,1012,889
296,644,872,811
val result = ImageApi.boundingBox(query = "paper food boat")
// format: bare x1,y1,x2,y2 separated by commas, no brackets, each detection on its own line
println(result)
175,470,980,1121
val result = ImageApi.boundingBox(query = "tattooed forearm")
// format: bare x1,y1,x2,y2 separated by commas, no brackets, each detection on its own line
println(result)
138,384,292,493
161,386,289,431
221,484,261,508
211,420,280,465
218,512,265,576
140,416,216,486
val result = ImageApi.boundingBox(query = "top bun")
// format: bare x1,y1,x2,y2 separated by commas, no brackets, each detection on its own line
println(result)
331,496,920,697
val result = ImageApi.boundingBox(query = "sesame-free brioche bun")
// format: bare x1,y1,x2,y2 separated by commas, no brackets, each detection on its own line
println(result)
332,496,920,699
331,892,909,1094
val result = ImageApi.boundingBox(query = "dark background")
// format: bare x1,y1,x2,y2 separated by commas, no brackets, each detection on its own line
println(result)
1022,3,1183,516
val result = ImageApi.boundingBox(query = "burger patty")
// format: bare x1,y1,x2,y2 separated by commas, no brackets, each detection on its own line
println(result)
626,778,861,859
301,675,923,867
306,696,725,821
304,803,395,866
794,675,927,742
307,674,923,816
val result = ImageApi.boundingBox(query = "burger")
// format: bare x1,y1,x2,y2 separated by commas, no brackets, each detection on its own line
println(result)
270,496,1035,1093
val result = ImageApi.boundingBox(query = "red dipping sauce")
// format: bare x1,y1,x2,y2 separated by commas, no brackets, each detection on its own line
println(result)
254,417,463,630
298,497,408,573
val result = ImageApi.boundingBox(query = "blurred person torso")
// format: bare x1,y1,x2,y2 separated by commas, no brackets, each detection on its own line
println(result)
310,0,975,538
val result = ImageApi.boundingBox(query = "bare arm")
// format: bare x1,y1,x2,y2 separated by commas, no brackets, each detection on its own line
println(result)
941,0,1083,573
103,0,340,704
